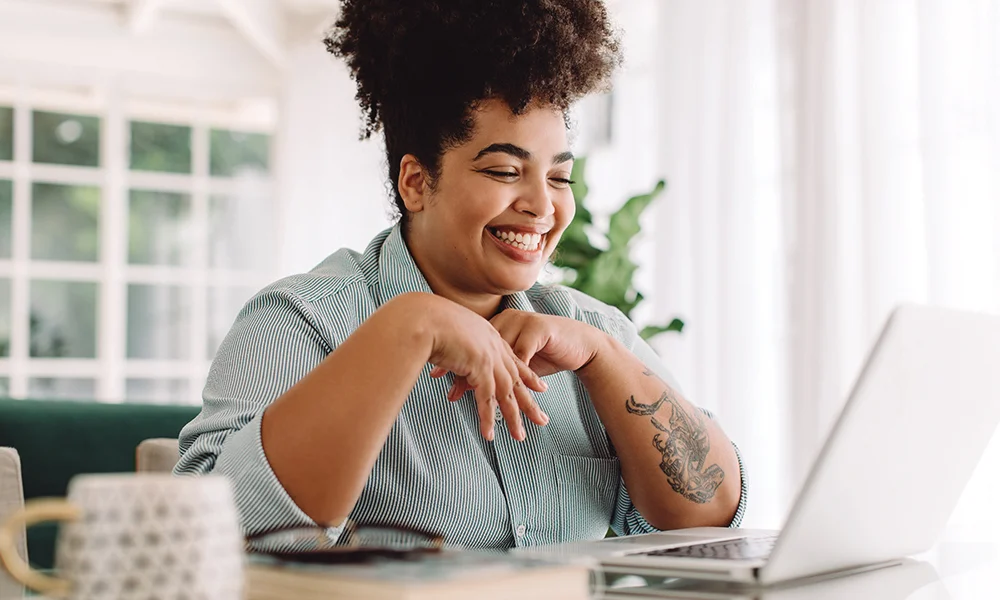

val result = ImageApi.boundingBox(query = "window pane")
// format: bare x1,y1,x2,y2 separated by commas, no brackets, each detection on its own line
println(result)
31,183,100,262
125,378,190,404
27,378,95,401
32,110,101,167
207,286,255,358
209,194,275,270
0,278,9,357
130,121,192,174
0,179,11,258
127,284,192,359
0,106,12,161
128,190,193,266
210,129,270,177
29,280,98,358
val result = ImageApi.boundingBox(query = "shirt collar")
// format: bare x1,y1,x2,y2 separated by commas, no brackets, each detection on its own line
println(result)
500,287,537,314
374,223,434,306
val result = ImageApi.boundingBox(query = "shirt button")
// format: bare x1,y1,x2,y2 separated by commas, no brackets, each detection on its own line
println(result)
495,407,503,422
516,524,526,537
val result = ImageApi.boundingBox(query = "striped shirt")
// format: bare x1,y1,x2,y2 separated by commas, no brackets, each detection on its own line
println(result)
175,224,747,549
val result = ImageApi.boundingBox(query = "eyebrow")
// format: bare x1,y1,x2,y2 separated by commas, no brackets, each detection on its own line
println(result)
473,143,575,165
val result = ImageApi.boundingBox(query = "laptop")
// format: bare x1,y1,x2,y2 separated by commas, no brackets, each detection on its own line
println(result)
519,304,1000,586
596,558,940,599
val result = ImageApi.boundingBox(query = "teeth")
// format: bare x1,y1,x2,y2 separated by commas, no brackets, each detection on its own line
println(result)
491,229,543,251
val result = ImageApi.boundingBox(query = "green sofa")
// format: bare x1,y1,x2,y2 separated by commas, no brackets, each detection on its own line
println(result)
0,398,200,570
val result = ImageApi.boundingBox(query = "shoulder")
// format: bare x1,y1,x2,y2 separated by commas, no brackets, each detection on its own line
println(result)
525,284,637,344
237,244,380,340
267,248,367,303
246,248,364,309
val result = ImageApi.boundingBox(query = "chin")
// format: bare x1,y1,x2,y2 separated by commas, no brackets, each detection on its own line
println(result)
491,273,540,294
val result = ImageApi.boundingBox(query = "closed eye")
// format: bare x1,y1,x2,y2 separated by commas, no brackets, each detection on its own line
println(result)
481,169,517,178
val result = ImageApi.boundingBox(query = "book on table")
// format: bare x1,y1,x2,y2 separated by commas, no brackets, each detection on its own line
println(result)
245,549,592,600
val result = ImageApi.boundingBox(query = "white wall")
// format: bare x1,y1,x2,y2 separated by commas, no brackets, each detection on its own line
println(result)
276,37,389,275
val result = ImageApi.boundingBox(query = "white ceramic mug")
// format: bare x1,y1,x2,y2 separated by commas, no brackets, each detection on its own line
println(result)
0,473,243,599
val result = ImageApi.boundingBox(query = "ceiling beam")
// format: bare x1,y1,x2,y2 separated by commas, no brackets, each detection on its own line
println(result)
127,0,171,33
216,0,287,69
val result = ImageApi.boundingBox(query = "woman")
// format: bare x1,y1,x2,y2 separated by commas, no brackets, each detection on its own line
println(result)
175,0,746,549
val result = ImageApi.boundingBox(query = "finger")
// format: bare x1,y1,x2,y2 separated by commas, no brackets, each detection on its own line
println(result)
430,366,447,378
490,310,518,346
513,354,548,394
447,376,471,401
513,375,549,427
505,352,547,427
506,328,549,391
510,329,539,365
470,371,496,441
495,362,526,441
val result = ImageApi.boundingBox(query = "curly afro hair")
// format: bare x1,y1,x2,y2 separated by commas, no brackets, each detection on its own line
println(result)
324,0,622,222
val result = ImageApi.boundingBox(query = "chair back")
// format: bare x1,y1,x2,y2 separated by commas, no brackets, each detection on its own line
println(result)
0,446,27,597
136,438,182,473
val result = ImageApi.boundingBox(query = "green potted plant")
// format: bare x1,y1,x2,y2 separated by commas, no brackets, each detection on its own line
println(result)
552,157,683,341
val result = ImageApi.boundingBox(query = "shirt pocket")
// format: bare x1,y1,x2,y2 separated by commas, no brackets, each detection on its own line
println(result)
553,454,621,542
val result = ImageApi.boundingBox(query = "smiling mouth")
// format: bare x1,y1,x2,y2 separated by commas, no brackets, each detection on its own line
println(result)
487,228,544,252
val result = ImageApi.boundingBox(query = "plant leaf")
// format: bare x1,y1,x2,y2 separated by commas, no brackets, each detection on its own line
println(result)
607,180,666,250
639,318,685,341
577,248,639,316
569,158,591,223
551,239,601,270
555,157,600,271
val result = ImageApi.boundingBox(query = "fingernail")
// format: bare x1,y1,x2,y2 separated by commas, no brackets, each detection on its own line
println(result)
519,424,527,440
487,428,494,441
541,412,550,425
540,380,548,391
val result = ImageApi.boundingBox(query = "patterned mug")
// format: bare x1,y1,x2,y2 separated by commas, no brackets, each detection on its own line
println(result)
0,473,243,599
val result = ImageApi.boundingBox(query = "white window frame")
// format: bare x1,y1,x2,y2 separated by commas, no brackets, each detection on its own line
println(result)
0,80,279,404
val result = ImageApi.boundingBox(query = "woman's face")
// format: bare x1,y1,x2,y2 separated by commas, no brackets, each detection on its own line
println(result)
404,99,576,301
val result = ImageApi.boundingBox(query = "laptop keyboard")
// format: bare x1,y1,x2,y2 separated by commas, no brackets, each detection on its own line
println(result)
635,534,779,561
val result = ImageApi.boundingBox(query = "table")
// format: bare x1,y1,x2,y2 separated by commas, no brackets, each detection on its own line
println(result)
2,541,997,599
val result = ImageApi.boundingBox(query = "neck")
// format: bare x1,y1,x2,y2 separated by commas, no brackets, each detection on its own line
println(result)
403,231,504,319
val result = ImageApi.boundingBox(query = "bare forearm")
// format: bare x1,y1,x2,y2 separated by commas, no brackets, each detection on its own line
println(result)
577,334,742,530
261,292,434,526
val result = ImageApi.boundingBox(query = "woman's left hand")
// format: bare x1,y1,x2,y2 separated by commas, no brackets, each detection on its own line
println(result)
430,310,607,398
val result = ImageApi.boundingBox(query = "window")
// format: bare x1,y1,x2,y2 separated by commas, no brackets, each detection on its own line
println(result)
0,98,276,404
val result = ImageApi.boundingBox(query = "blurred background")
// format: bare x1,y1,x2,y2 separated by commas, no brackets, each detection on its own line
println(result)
0,0,998,532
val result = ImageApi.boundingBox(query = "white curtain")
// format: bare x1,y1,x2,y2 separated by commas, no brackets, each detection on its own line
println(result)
642,0,1000,530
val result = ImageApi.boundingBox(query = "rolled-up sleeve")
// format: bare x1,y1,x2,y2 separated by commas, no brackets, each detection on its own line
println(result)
173,285,346,541
611,436,748,535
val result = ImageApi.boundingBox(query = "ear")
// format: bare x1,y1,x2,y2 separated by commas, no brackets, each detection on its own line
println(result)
398,154,430,213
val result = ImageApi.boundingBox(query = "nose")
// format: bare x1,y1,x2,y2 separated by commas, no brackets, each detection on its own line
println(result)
514,176,556,219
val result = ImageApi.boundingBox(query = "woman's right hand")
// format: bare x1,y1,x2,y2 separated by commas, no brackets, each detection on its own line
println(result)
414,294,549,442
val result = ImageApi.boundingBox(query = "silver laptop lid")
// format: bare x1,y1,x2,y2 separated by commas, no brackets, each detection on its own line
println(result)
761,305,1000,584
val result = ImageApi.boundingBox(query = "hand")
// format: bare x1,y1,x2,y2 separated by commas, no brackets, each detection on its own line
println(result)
422,297,549,442
489,310,605,376
438,310,606,404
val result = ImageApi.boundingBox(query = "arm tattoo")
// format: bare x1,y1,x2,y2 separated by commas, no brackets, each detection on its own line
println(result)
625,372,725,504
